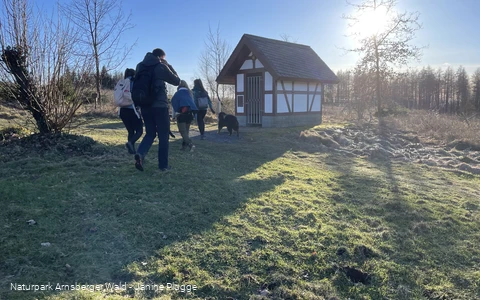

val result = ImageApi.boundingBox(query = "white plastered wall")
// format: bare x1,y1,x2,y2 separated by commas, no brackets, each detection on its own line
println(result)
236,74,244,113
240,59,253,70
276,81,323,113
264,94,273,113
277,93,292,113
310,84,322,112
237,74,244,92
294,94,308,112
264,72,272,91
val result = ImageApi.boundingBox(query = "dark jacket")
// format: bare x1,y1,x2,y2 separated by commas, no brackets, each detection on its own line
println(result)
192,87,214,111
171,88,198,113
135,53,180,108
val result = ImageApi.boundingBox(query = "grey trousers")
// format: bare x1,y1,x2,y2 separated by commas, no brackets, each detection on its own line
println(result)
177,121,192,146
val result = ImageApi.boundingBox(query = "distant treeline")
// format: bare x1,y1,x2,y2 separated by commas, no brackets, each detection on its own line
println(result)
326,66,480,114
0,66,121,105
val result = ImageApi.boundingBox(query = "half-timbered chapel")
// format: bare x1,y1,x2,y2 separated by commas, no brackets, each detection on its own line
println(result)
216,34,339,127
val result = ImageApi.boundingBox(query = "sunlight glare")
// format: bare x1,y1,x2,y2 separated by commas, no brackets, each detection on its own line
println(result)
355,6,390,38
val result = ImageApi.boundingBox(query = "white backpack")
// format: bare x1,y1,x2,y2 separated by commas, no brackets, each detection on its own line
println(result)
114,78,133,107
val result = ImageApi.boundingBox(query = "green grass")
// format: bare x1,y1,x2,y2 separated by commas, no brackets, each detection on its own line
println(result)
1,114,479,300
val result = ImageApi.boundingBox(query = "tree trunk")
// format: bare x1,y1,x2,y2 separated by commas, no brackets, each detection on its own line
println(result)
215,83,222,114
2,48,52,133
93,42,101,109
95,58,101,109
374,37,381,114
336,83,340,103
445,86,449,114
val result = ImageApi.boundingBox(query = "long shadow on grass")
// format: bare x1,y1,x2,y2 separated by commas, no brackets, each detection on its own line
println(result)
0,129,301,299
320,119,479,299
3,123,478,299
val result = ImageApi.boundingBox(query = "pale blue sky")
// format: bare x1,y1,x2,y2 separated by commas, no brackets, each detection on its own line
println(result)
33,0,480,79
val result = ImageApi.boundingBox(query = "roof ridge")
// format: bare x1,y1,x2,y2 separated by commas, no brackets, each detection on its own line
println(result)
217,34,339,84
243,34,311,48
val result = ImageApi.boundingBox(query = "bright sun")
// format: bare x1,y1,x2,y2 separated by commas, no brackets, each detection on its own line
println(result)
354,6,390,38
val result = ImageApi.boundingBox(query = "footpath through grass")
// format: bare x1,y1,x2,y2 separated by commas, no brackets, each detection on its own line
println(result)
0,116,479,299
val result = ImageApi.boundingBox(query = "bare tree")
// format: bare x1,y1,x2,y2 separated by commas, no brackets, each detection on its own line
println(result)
472,68,480,112
456,66,470,113
61,0,135,108
343,0,423,114
198,24,233,113
443,66,455,113
351,66,375,120
418,66,436,109
279,33,298,43
333,64,479,115
0,0,93,133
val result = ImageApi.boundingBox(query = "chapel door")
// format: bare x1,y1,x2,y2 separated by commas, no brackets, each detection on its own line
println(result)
246,74,262,125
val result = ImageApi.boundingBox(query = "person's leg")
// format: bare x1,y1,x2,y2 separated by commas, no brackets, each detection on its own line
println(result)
185,122,192,144
177,121,188,150
131,116,144,145
197,110,207,137
120,108,136,154
119,108,131,138
186,122,195,151
155,107,170,170
136,108,156,170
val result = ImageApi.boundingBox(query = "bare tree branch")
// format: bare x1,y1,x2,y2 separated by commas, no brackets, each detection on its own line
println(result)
0,0,95,133
197,23,233,113
343,0,424,114
60,0,136,109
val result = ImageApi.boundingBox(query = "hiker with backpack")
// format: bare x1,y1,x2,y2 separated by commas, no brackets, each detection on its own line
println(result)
171,80,198,151
132,48,181,172
192,79,215,140
114,68,143,154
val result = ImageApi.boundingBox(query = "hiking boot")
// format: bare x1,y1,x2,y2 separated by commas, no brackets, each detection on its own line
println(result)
159,166,172,172
189,143,195,152
134,154,144,171
126,142,135,154
200,135,205,140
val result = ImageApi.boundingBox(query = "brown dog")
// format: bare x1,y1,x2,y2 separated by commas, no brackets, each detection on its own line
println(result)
218,112,239,137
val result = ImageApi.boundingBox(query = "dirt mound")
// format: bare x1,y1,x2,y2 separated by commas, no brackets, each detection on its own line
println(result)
0,127,30,141
298,125,480,175
0,128,106,160
446,140,480,151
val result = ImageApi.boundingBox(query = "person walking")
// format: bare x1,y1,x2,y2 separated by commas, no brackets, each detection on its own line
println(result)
134,48,181,172
171,80,198,151
118,68,143,154
192,79,215,140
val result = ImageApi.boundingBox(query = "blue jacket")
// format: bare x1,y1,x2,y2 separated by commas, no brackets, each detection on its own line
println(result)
171,88,198,113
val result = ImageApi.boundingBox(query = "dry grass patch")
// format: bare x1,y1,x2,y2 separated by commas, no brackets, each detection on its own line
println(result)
322,103,480,147
385,110,480,146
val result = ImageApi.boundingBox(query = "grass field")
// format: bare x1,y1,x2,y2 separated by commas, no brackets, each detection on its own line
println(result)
1,110,479,299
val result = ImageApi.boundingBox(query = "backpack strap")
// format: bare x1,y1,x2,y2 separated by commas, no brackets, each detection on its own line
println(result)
133,105,141,119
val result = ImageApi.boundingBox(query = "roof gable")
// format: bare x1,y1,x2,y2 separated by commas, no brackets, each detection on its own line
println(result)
217,34,339,84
